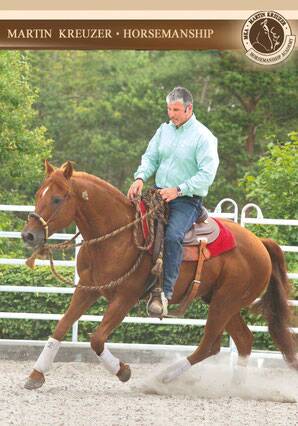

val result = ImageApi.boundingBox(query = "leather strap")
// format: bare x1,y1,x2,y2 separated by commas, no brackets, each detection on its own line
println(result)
166,240,209,318
152,219,164,264
193,239,209,285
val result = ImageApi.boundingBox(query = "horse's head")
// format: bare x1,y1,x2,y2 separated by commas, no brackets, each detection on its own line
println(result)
22,160,76,250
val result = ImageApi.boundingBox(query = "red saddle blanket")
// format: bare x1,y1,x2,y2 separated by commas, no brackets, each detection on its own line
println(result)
138,201,236,261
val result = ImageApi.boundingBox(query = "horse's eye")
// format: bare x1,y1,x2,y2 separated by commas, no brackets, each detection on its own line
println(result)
52,196,62,205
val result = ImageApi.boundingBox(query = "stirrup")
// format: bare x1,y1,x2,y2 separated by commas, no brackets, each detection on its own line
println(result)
146,289,168,318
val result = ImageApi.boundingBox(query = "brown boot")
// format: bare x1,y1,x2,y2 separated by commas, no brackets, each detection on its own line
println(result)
147,288,168,318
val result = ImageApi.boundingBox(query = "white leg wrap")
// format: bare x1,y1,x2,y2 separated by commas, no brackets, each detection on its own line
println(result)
34,337,61,374
160,358,191,384
98,345,120,375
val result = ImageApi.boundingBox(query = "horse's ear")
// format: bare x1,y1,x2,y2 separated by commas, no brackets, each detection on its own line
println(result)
62,161,73,180
45,160,55,176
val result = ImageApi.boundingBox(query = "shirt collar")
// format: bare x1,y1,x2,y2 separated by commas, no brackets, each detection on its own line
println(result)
170,113,196,130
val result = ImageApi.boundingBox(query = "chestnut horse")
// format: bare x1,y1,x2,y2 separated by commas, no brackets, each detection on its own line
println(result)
22,161,297,389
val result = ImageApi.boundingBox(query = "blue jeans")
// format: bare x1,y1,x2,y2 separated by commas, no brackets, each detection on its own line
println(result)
163,197,202,300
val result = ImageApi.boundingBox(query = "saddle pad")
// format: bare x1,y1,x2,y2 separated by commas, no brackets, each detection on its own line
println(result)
183,218,237,261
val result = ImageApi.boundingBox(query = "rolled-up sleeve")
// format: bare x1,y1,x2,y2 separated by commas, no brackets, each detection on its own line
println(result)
179,134,219,197
134,126,161,182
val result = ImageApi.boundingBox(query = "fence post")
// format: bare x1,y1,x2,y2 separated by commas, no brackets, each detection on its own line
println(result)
214,198,238,223
71,227,82,342
240,203,264,227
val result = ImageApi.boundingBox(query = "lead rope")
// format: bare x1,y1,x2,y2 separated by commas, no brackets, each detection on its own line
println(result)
47,248,146,292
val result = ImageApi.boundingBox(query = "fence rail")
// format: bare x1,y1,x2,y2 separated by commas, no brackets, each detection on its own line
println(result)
0,200,297,356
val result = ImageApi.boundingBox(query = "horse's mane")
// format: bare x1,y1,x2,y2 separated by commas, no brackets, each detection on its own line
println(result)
40,165,132,209
72,171,131,207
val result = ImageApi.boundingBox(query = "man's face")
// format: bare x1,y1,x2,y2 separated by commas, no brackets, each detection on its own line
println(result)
167,101,192,127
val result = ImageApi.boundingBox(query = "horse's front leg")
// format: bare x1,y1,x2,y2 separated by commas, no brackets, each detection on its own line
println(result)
90,294,138,383
25,285,98,390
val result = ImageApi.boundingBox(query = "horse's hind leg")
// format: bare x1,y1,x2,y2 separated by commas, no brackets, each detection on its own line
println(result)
226,313,254,365
187,313,253,363
90,294,139,383
160,289,243,383
24,286,98,390
225,313,254,384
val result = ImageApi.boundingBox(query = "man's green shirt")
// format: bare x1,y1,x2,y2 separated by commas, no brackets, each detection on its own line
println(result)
134,114,219,197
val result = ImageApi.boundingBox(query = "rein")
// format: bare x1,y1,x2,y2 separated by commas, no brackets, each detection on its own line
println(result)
26,189,167,293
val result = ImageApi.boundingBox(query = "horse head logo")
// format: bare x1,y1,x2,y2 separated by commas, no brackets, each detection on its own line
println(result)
252,18,282,53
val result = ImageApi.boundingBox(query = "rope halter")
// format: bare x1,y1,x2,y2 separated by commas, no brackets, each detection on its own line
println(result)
27,212,49,242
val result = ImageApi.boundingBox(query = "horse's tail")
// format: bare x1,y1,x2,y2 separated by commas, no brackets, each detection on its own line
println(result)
254,238,297,367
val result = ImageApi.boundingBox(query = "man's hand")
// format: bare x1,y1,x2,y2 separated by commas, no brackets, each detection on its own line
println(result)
159,187,179,203
127,179,144,200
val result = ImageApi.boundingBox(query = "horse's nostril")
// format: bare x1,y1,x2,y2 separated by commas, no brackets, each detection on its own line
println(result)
22,232,34,242
27,233,34,241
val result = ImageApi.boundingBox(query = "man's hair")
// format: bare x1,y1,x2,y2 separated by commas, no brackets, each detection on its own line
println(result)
166,87,193,108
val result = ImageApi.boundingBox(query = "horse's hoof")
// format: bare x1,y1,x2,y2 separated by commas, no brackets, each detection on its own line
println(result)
117,362,131,382
24,370,45,390
24,376,45,390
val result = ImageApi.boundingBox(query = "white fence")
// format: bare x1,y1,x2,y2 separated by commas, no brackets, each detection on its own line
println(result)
0,200,297,355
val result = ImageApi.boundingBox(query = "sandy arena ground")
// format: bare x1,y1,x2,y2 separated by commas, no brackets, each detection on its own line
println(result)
1,358,298,426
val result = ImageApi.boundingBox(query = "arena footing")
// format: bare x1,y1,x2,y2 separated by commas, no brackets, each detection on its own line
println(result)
0,339,289,368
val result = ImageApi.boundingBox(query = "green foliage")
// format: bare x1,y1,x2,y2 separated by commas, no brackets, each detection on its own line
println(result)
242,132,298,268
0,51,53,256
242,132,298,219
24,50,298,210
0,265,287,350
1,50,297,211
0,51,52,204
203,51,298,206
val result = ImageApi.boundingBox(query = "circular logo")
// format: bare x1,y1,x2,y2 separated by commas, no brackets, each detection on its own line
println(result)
242,11,296,65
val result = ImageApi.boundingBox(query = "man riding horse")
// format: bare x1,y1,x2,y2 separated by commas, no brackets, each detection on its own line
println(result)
127,87,219,316
21,87,297,391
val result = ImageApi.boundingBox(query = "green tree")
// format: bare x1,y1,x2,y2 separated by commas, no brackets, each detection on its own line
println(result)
242,131,298,262
0,51,52,204
242,132,298,219
0,51,52,257
200,51,298,206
